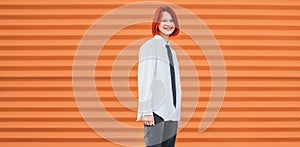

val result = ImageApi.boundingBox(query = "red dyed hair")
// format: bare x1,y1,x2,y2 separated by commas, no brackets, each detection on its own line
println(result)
152,6,179,37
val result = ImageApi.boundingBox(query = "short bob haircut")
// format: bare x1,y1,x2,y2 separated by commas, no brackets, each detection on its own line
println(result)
152,6,180,37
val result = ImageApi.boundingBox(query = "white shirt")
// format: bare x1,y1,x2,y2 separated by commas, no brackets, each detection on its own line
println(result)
137,35,182,121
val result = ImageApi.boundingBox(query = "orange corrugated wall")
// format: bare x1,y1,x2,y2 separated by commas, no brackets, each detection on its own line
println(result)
0,0,299,147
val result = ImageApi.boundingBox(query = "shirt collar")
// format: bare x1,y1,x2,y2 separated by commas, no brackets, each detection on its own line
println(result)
154,35,170,45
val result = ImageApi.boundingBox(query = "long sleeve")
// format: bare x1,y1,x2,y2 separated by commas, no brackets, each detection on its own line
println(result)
137,41,157,121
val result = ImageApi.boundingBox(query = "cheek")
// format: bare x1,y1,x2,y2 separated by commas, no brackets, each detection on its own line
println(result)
171,22,175,27
158,24,164,31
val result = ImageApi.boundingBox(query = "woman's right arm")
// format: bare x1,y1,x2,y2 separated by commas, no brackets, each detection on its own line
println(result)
137,41,156,125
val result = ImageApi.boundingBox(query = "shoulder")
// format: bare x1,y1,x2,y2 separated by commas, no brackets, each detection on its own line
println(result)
140,37,160,49
139,37,158,56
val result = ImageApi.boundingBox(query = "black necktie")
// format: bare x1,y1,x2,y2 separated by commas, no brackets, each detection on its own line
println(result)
165,44,176,108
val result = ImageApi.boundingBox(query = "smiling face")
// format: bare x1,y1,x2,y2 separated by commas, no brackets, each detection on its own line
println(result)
158,11,175,36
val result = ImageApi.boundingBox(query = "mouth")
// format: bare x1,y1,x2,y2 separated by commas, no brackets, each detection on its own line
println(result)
163,26,174,31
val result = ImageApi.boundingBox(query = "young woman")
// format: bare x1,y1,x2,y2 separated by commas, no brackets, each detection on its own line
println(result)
137,6,182,147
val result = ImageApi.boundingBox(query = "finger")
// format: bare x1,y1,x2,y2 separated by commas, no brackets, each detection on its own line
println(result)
149,120,154,126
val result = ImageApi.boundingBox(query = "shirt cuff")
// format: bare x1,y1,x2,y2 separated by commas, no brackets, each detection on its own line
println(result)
142,111,153,116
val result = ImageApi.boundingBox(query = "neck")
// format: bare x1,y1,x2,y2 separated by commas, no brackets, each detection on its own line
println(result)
159,32,169,43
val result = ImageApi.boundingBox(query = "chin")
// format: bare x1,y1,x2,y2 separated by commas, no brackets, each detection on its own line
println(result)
161,31,174,36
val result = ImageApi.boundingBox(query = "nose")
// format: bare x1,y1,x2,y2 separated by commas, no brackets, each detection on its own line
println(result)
165,20,172,25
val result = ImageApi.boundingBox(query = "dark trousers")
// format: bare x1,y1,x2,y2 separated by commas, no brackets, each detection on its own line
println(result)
144,113,178,147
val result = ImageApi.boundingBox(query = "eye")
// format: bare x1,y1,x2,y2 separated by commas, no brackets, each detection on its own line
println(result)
161,19,174,23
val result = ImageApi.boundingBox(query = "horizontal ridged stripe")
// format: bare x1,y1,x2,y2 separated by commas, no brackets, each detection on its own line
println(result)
1,45,299,50
1,87,299,91
0,117,298,122
0,4,299,10
1,25,299,30
1,35,299,40
0,106,300,112
0,137,298,142
1,66,299,70
1,127,300,132
0,97,298,102
1,15,299,20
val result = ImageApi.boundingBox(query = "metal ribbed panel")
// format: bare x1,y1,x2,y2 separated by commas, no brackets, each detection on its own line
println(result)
0,0,299,146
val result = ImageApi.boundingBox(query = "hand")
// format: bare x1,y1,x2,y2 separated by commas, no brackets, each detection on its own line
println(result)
142,115,154,126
